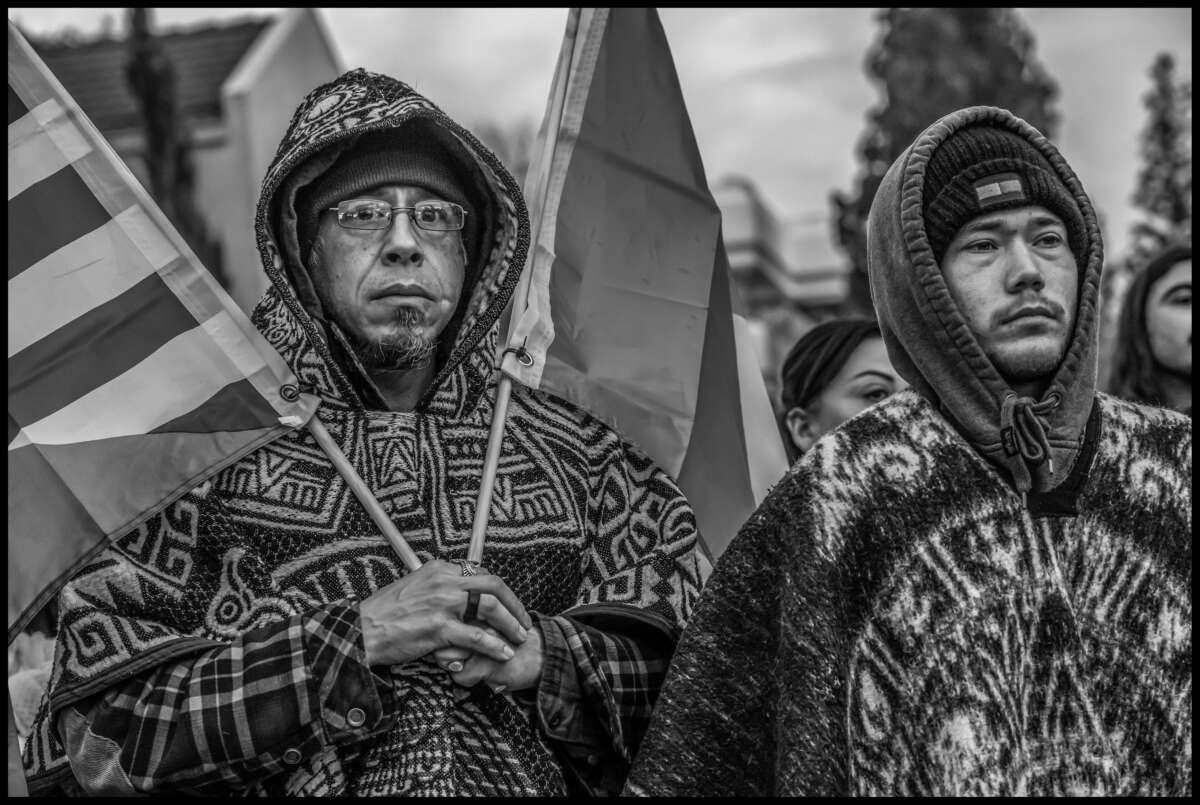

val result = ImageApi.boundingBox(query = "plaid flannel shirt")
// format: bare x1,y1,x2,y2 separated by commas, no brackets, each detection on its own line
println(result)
532,612,673,795
57,602,669,795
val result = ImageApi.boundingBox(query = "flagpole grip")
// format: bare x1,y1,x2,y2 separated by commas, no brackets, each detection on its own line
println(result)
469,375,514,564
306,416,422,572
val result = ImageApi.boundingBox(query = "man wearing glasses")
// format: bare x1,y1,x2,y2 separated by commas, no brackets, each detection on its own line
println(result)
24,69,702,797
301,135,477,411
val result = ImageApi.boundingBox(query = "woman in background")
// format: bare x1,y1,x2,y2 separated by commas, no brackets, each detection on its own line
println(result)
1106,242,1191,415
777,317,908,462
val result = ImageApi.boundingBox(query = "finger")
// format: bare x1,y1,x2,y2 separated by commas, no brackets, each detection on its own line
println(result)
431,646,473,668
473,593,528,645
428,558,465,580
438,559,489,582
449,654,497,688
463,575,532,631
434,625,501,658
432,628,501,672
442,620,516,664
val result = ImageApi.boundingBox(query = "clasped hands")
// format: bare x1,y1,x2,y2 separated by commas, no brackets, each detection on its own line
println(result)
359,559,542,693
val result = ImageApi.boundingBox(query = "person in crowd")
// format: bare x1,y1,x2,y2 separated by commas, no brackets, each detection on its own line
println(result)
626,105,1191,796
22,68,702,797
1106,242,1191,414
777,318,909,462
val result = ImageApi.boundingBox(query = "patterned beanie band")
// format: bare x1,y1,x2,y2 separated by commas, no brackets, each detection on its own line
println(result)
298,127,475,260
922,125,1087,266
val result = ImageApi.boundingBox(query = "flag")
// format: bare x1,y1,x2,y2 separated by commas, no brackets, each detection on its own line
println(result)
6,20,319,645
504,8,788,563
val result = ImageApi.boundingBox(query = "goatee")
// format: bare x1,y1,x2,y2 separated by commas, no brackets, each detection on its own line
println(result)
350,308,437,372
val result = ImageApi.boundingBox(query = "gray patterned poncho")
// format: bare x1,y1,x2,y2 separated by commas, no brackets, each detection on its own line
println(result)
626,390,1191,796
23,68,702,796
628,105,1191,797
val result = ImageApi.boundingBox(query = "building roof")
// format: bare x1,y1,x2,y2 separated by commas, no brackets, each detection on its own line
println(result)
30,17,271,133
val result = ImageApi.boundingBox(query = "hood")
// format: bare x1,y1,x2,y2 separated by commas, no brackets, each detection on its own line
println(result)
251,68,529,417
866,106,1103,496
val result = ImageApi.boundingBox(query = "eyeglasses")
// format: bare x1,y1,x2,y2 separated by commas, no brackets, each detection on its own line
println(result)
328,199,467,233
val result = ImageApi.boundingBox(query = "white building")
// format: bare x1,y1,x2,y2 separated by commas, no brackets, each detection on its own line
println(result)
714,176,851,406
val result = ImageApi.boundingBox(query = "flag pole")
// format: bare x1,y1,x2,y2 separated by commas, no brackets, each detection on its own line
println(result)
306,416,422,572
7,697,27,797
468,373,514,565
468,8,583,566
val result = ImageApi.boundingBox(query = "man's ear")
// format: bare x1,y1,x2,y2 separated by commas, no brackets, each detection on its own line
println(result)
784,406,819,455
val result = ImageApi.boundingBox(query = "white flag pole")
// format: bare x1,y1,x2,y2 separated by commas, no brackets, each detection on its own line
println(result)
306,416,422,571
467,8,585,566
467,374,515,565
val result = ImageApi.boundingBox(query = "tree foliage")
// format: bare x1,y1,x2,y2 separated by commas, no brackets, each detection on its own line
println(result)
1096,51,1191,390
1128,51,1192,266
831,8,1060,312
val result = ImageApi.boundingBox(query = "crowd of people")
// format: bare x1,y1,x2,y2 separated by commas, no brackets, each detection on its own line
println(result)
14,66,1191,797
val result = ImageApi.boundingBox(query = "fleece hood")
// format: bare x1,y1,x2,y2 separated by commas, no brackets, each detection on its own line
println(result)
867,106,1104,497
251,68,529,418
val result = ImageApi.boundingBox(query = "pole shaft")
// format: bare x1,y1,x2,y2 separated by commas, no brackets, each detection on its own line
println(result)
307,416,421,571
469,375,514,564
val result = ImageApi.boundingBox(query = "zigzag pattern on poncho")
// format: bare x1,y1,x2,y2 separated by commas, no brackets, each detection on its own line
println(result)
23,67,701,796
23,285,700,795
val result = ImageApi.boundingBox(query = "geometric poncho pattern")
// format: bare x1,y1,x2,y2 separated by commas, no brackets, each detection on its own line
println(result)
22,69,703,796
627,389,1191,796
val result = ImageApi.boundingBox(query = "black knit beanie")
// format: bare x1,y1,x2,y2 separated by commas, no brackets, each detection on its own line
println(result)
923,125,1087,266
297,126,476,261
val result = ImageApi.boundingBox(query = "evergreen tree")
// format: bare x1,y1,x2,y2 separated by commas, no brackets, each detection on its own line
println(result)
1128,52,1192,266
1097,51,1191,390
831,8,1060,312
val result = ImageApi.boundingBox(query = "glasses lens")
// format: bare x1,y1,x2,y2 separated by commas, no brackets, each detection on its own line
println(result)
412,202,465,232
337,200,390,230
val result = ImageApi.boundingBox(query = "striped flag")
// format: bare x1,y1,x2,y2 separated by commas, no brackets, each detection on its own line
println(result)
504,8,788,563
6,21,318,644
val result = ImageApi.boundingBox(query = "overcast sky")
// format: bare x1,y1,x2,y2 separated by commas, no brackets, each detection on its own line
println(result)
9,7,1193,263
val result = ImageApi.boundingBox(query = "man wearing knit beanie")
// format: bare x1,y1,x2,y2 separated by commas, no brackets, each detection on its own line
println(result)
628,106,1190,797
26,68,702,800
291,121,491,410
919,121,1089,408
922,125,1088,269
297,126,479,270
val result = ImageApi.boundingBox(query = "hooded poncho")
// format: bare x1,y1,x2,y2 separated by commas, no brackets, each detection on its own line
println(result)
22,69,702,797
625,107,1192,796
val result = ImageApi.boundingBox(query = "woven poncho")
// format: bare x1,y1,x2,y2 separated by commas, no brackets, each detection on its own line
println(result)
23,68,702,796
627,390,1191,796
627,106,1192,797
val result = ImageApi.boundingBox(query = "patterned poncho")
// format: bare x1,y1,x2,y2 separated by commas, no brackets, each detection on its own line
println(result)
628,106,1191,796
23,68,702,796
626,390,1191,796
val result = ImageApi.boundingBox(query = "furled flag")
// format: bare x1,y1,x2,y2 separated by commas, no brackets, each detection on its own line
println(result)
6,20,319,646
502,7,789,563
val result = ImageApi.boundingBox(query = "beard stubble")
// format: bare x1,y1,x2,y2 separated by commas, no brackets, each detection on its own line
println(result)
350,306,437,373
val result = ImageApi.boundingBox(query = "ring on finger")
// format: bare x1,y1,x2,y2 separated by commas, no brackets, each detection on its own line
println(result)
458,559,481,577
463,589,481,623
